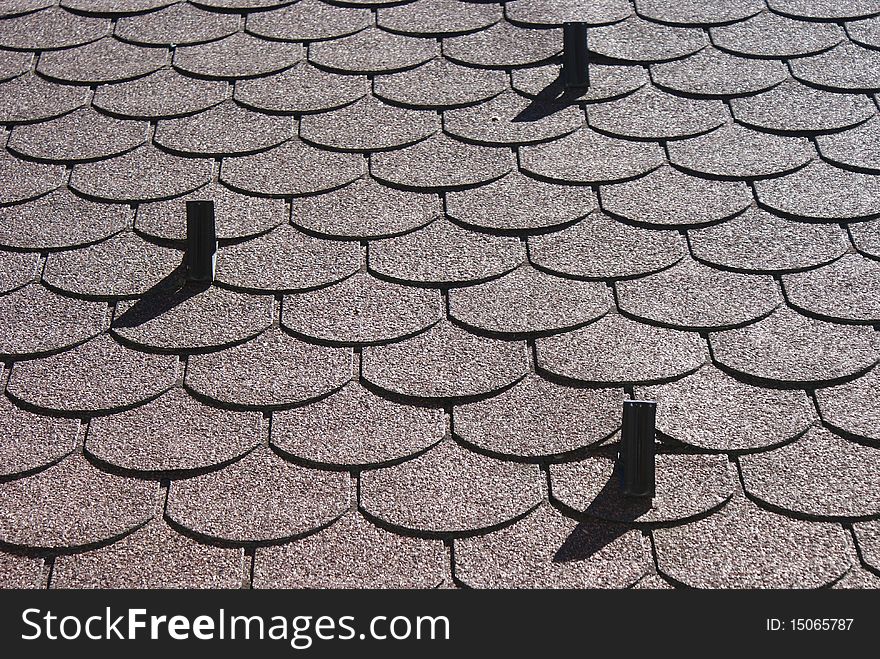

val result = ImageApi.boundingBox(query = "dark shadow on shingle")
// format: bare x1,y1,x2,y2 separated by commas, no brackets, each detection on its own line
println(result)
111,264,208,329
512,72,583,122
553,472,650,563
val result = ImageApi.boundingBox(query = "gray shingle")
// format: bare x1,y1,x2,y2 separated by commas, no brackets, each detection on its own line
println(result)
783,253,880,323
512,62,647,102
0,284,108,357
8,333,178,414
616,257,781,330
135,184,286,242
378,0,500,35
600,165,752,227
816,115,880,172
443,21,560,68
362,312,528,399
112,286,272,352
689,206,848,273
791,41,880,93
175,32,303,79
754,161,880,220
0,6,108,50
309,26,435,74
185,327,353,409
0,48,30,81
300,94,438,151
506,0,632,27
848,14,880,49
635,0,764,25
362,321,528,400
833,566,880,589
52,519,245,589
93,69,228,120
455,504,651,588
850,219,880,258
767,0,880,21
710,307,879,384
0,552,43,588
654,494,850,588
294,176,439,240
740,426,880,519
0,73,89,124
444,90,584,146
361,440,542,535
730,80,874,135
853,521,880,573
711,11,844,58
651,47,788,98
0,249,37,292
271,382,445,468
221,139,364,197
589,16,707,62
115,2,238,46
295,0,398,3
668,123,814,179
0,392,77,477
166,448,350,544
0,188,128,251
815,366,880,441
37,37,166,84
454,375,621,459
448,265,612,335
87,387,261,475
0,0,53,18
588,86,728,140
0,150,65,203
62,0,174,13
537,313,707,385
520,128,666,183
154,100,295,157
632,573,675,589
246,0,371,42
235,61,367,114
528,211,687,280
215,225,361,293
8,107,147,162
194,0,290,8
446,171,598,231
374,58,507,109
70,145,212,202
550,452,735,523
368,219,523,287
254,513,447,588
282,272,442,345
0,455,155,550
370,133,512,189
638,365,816,451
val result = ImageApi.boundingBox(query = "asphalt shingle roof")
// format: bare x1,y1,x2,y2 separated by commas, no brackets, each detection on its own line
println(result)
0,0,878,590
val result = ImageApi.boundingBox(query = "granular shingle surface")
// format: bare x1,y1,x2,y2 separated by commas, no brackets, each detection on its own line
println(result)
253,513,448,589
616,257,780,330
549,451,735,523
639,366,816,451
1,0,878,591
272,382,445,468
166,448,351,544
739,427,880,519
86,387,262,474
0,388,78,477
815,366,880,442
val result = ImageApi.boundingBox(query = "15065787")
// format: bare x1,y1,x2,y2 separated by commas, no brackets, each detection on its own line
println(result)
766,618,854,631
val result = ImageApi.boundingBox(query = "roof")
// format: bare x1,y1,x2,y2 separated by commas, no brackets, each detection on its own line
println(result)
0,0,879,590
